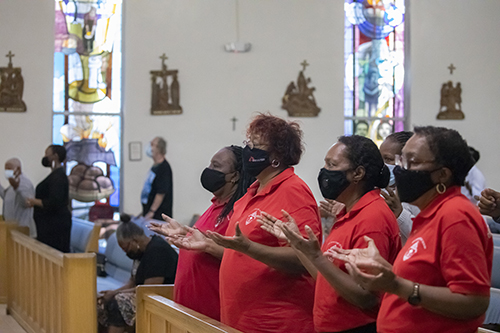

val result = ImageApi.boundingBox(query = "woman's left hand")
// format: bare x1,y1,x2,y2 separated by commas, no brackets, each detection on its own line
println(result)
344,260,397,293
206,223,251,253
281,222,322,260
257,210,300,241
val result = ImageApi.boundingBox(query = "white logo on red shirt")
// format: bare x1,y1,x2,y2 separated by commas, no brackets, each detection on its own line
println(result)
403,237,427,261
324,241,343,262
245,209,262,225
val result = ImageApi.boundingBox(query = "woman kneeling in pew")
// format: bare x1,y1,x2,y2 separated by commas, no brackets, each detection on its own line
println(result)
97,214,178,333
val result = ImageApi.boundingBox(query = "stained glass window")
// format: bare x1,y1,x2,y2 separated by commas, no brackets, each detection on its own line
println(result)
53,0,122,213
343,0,405,146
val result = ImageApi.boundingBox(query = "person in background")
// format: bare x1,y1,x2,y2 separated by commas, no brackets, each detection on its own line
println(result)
260,135,401,333
0,158,37,237
461,146,487,205
334,126,492,333
98,214,178,333
379,131,420,245
149,145,253,321
27,145,71,252
207,114,322,333
141,136,173,220
479,188,500,223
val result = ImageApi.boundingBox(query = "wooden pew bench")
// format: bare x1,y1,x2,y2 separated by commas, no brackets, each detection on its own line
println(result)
136,285,242,333
6,228,97,333
0,222,28,304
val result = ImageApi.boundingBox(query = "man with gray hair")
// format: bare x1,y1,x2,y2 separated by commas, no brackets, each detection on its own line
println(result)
0,158,37,237
141,137,173,220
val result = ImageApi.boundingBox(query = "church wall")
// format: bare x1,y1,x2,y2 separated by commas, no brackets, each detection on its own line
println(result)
0,0,498,224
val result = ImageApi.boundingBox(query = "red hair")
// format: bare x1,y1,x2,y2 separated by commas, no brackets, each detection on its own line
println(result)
247,113,303,167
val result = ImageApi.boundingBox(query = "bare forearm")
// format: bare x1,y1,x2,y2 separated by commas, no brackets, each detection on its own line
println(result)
311,255,378,310
389,277,489,319
293,247,318,279
149,194,165,214
243,242,306,275
205,241,224,260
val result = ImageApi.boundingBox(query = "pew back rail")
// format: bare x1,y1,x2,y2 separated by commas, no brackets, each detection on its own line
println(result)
7,229,97,333
136,285,242,333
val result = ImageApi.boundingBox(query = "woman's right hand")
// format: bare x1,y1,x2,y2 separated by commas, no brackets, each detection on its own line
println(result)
168,227,212,252
148,214,187,237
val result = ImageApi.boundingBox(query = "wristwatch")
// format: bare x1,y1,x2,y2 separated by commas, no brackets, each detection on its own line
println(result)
408,282,421,306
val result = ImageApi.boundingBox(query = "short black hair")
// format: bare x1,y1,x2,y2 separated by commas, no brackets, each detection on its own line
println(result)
468,146,480,164
413,126,473,186
338,135,390,192
49,144,67,162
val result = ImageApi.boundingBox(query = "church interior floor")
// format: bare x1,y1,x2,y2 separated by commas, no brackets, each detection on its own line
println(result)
0,304,27,333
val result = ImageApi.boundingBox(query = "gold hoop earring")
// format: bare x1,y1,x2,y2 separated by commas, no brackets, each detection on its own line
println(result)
436,183,446,194
271,159,280,168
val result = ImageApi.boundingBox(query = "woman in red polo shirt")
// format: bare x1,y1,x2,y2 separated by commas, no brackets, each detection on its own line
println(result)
332,126,493,333
207,114,322,333
261,135,401,333
149,145,252,321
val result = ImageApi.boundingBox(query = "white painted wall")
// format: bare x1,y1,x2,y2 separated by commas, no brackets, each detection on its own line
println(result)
0,0,498,224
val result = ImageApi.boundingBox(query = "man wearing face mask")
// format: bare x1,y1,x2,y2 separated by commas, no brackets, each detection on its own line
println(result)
140,137,173,220
0,158,37,237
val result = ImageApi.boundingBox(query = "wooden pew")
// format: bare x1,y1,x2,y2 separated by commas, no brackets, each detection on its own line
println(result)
136,285,242,333
0,221,29,304
6,229,97,333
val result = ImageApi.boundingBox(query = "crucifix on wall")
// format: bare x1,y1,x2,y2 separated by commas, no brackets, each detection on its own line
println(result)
150,53,182,115
0,51,27,112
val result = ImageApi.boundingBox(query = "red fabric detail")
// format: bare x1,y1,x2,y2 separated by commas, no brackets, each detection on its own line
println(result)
219,168,321,333
378,187,493,333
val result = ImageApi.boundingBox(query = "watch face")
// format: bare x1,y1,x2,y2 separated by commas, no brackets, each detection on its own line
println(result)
408,294,421,306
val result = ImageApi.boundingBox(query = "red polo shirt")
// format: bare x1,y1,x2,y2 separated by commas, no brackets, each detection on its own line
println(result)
219,167,322,333
378,186,493,333
314,189,401,332
174,197,230,321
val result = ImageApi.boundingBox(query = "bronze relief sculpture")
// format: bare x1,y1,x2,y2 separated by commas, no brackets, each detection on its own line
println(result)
151,53,182,115
0,51,27,112
281,60,320,117
437,81,464,120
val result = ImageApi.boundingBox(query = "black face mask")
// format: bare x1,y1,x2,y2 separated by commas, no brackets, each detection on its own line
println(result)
200,167,227,193
242,146,271,177
393,165,438,203
126,250,143,261
318,168,351,200
41,156,51,167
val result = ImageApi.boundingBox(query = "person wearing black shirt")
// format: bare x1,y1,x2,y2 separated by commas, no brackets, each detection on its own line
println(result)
26,145,71,253
97,214,178,332
141,136,173,219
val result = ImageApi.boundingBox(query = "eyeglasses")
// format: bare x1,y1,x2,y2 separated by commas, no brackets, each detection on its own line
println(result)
243,139,266,150
395,154,435,170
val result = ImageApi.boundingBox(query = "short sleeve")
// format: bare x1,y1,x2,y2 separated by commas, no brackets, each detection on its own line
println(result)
153,163,172,195
440,218,491,296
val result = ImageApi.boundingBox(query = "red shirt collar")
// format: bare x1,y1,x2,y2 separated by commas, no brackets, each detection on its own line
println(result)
211,195,231,207
416,186,462,220
247,167,296,198
337,189,382,222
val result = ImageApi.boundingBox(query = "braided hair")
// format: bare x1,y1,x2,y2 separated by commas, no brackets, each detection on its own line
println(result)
218,145,254,221
385,131,413,151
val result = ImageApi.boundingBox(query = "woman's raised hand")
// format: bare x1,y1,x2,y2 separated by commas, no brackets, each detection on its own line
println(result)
257,210,300,241
206,223,251,253
169,227,212,252
148,213,187,238
281,221,322,260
